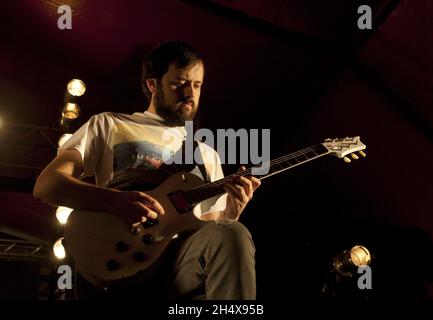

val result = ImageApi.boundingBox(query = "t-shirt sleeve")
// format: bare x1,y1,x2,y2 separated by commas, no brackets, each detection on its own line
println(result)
58,113,109,179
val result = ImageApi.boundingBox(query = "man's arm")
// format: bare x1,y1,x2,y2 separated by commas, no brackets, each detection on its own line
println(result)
33,149,118,212
33,149,164,225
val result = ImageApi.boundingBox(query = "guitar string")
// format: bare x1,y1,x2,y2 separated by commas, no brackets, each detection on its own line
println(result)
197,144,323,188
186,144,327,197
186,140,361,202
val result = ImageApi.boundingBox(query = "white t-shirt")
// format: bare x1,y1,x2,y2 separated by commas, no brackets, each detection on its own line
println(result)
59,111,227,214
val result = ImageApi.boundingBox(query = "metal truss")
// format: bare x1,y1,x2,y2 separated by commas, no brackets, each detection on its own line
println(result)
0,121,60,150
0,121,61,176
0,238,51,262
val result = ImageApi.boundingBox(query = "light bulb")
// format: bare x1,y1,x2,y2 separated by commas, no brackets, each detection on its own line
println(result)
67,79,86,96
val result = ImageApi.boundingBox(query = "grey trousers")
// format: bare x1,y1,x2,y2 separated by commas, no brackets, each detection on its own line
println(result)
167,221,256,300
76,221,256,300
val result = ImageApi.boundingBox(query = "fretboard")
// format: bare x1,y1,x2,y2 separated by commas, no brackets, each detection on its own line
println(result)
183,144,329,205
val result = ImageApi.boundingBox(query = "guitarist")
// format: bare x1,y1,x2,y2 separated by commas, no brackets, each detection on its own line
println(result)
33,41,261,300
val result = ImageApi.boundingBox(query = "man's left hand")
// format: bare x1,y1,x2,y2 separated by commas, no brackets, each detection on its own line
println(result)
222,166,261,221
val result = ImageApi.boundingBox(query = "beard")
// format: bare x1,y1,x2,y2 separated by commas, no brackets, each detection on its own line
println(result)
154,86,198,126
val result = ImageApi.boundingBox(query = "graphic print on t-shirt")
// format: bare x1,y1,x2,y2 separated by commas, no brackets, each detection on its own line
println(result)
108,118,205,190
113,141,165,172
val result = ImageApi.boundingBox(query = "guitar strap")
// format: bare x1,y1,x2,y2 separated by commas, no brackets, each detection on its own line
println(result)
194,140,211,183
192,139,211,183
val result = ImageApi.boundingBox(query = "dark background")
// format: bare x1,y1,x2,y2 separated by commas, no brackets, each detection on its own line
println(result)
0,0,432,301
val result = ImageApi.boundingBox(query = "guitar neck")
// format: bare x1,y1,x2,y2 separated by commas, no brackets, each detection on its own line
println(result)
183,143,330,205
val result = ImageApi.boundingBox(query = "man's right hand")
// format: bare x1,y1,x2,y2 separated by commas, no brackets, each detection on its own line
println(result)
111,191,165,229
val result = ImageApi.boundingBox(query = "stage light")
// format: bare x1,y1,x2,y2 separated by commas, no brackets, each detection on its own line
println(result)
67,79,86,97
62,103,80,120
333,245,371,278
56,206,73,224
53,237,66,259
349,245,371,267
58,133,73,147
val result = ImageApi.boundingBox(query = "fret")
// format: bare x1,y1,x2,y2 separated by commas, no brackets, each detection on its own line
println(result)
313,144,329,155
212,185,225,195
271,162,284,171
305,151,316,159
207,185,224,196
216,185,225,194
296,154,308,161
309,149,319,157
268,165,279,174
189,184,225,203
202,188,213,200
289,158,299,165
280,161,291,170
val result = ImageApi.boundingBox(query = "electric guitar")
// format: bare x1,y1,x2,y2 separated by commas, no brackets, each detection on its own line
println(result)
64,137,366,287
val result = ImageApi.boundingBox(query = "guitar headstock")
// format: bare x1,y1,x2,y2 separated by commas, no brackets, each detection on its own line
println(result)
322,136,366,163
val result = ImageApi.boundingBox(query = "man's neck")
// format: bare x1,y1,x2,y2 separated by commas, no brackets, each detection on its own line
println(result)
145,104,183,128
146,103,158,115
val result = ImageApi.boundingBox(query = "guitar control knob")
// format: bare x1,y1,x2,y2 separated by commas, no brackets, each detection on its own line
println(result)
141,218,159,229
116,241,130,252
142,234,153,245
133,251,147,262
106,259,119,271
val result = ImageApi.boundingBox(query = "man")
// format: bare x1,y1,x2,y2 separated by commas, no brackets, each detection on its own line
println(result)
33,41,261,300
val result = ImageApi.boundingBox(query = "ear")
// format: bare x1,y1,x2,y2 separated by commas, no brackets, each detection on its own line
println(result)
145,79,157,94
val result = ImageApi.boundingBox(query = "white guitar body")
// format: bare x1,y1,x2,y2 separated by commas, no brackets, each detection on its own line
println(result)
65,172,211,287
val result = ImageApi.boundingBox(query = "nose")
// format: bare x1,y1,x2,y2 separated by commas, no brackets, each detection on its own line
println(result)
182,83,194,99
182,81,198,98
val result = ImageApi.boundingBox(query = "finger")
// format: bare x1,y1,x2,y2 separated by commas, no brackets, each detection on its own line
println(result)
124,210,145,226
236,175,261,193
130,202,158,221
237,176,253,198
139,204,158,220
233,183,249,202
251,177,261,191
224,184,238,200
131,221,142,230
238,165,246,172
137,192,165,215
147,210,158,220
225,183,248,203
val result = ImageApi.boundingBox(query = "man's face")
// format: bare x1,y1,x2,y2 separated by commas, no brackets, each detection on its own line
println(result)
154,62,204,126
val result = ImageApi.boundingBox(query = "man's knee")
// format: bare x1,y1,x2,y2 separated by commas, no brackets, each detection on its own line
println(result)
203,221,255,255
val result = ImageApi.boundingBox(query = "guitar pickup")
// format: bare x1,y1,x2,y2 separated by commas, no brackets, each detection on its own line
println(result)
168,190,193,214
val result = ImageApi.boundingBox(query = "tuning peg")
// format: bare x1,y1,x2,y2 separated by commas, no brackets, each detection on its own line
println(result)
359,150,366,157
343,156,351,163
351,153,359,160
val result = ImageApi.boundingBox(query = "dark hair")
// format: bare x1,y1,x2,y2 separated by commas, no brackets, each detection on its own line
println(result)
141,41,203,104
